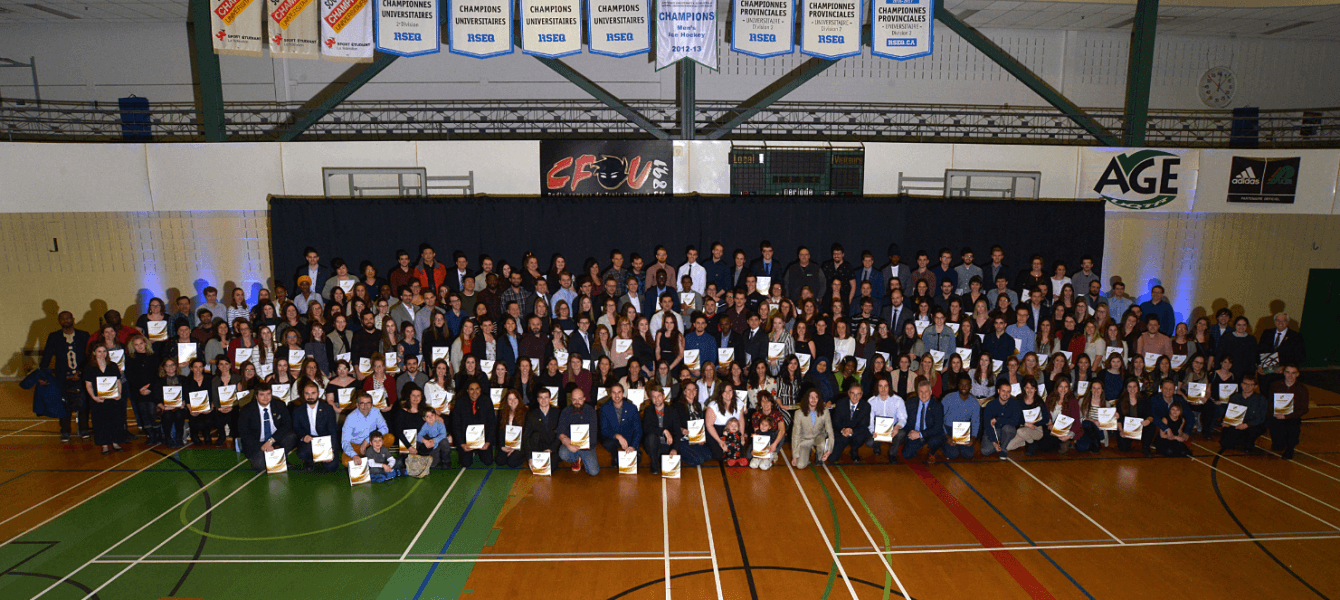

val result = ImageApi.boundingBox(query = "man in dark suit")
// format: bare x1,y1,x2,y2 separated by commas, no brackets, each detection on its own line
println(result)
715,318,745,369
568,316,594,360
748,240,780,281
741,314,767,365
901,381,945,462
446,250,475,292
294,246,331,294
881,243,912,297
1257,312,1306,390
238,385,298,473
41,311,90,441
291,380,340,472
642,271,679,316
829,383,872,463
879,290,912,334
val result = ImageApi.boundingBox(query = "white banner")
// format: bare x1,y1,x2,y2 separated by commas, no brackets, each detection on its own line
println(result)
449,0,514,58
212,0,265,56
587,0,650,57
655,0,718,69
269,0,322,59
375,0,441,56
521,0,582,58
321,0,375,61
731,0,793,58
1081,148,1200,212
800,0,860,60
871,0,931,60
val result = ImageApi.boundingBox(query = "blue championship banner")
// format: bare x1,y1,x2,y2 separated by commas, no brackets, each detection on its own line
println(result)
375,0,441,56
871,0,932,60
521,0,582,58
448,0,513,58
731,0,794,58
587,0,651,57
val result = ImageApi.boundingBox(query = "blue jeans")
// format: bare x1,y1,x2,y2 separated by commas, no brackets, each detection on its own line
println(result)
944,440,975,459
901,434,945,459
559,446,600,475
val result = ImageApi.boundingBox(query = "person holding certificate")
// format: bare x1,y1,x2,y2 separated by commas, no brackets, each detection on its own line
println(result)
557,388,599,475
1114,378,1154,456
155,358,186,447
1268,365,1308,459
1206,356,1237,440
791,390,833,468
1076,380,1110,453
495,389,528,468
1006,379,1049,456
82,344,125,454
237,386,297,473
940,377,980,460
341,391,389,466
125,335,159,443
981,382,1021,460
292,380,340,472
451,382,496,468
1046,377,1084,455
597,384,642,468
641,386,681,475
674,384,713,466
210,357,241,447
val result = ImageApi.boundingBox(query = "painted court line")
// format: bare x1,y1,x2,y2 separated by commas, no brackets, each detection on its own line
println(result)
821,463,913,600
27,460,248,600
1009,458,1124,544
75,471,266,600
781,450,859,600
92,556,717,564
695,467,724,600
399,467,468,561
0,423,42,439
837,533,1340,557
0,444,172,549
1187,456,1340,531
1192,443,1340,515
662,477,672,600
1258,435,1340,473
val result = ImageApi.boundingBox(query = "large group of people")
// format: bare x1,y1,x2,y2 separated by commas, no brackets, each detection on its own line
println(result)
38,240,1312,475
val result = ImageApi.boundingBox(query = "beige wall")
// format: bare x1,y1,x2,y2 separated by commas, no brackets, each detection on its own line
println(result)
6,209,1339,378
2,211,269,377
1103,212,1340,335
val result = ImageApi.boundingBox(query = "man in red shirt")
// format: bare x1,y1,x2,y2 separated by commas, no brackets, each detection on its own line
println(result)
413,243,448,292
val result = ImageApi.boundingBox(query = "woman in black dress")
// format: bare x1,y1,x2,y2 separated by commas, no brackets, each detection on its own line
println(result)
83,343,126,454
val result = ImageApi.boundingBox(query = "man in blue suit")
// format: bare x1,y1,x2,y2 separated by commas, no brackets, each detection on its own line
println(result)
829,383,872,463
291,380,340,472
901,380,946,462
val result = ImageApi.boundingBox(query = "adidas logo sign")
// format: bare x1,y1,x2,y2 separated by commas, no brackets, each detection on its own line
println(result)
1231,166,1260,185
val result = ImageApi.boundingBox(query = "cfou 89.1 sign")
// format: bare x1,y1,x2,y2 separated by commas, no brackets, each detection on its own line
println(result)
541,140,672,196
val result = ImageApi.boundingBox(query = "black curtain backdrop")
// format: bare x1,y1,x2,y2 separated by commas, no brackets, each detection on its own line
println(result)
269,195,1105,289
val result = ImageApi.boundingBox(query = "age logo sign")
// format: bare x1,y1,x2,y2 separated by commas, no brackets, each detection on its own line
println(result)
1083,148,1199,211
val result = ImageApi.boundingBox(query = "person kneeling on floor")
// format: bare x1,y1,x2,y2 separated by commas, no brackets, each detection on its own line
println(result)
365,434,400,482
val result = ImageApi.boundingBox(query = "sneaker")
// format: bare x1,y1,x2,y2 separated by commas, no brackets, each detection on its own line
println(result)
759,459,772,471
60,434,71,442
80,431,90,439
571,457,582,472
998,452,1008,461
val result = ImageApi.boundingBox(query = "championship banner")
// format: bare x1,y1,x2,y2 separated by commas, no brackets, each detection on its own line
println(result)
731,0,793,58
375,0,441,56
800,0,861,60
655,0,718,69
269,0,321,59
321,0,375,61
541,140,672,196
871,0,932,60
212,0,265,56
448,0,513,58
587,0,650,58
521,0,582,58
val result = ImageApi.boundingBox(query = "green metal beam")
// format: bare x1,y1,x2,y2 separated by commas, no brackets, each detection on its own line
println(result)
935,1,1120,146
277,52,399,142
678,61,696,140
1123,0,1159,146
187,0,226,142
534,57,671,139
704,57,837,140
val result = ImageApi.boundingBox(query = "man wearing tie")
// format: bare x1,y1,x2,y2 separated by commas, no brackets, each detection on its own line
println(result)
748,241,778,280
238,385,298,473
569,316,594,360
901,381,946,462
291,380,339,472
829,383,872,463
879,290,911,333
856,250,885,300
881,244,911,296
742,314,767,365
1258,312,1306,391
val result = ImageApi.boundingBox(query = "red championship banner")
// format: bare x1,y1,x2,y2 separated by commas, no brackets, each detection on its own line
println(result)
212,0,265,56
269,0,321,59
321,0,375,61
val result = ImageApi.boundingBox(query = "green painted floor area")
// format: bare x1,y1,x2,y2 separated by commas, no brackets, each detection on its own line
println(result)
0,449,520,600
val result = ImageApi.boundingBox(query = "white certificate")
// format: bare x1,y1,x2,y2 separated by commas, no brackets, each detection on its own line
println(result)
96,376,119,399
1274,393,1295,416
1187,383,1207,404
1171,354,1187,370
569,424,590,449
680,292,696,307
596,387,609,402
530,451,551,475
432,347,449,363
797,353,811,373
1218,383,1239,398
1223,403,1247,427
615,339,633,353
108,349,125,370
235,347,255,365
402,428,419,450
929,350,945,371
338,279,355,292
554,351,569,372
337,388,355,409
735,390,749,404
369,388,388,409
683,349,700,370
767,342,785,361
216,384,236,408
955,347,972,365
687,419,706,444
1050,414,1075,438
752,434,772,458
626,388,646,409
947,323,961,335
992,359,1003,375
479,359,494,374
1122,416,1143,440
1106,346,1124,359
258,362,274,379
162,385,183,409
178,343,198,365
661,454,681,478
618,450,639,474
146,320,168,341
348,459,370,486
755,276,770,295
1076,380,1090,397
288,349,305,365
357,357,372,377
335,352,351,364
952,421,971,445
264,448,288,474
545,386,559,399
272,383,291,402
1023,406,1041,424
718,347,735,366
1143,352,1160,370
505,425,523,449
312,435,334,462
915,320,931,335
188,390,211,414
465,424,487,450
490,388,504,410
1011,383,1023,397
873,417,895,442
1097,407,1118,430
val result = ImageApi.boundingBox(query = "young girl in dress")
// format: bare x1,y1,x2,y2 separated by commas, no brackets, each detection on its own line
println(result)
721,417,748,467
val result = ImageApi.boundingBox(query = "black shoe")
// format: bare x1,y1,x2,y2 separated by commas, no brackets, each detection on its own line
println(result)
303,462,315,472
60,434,71,442
80,431,90,439
125,433,139,441
851,456,863,463
1282,449,1295,460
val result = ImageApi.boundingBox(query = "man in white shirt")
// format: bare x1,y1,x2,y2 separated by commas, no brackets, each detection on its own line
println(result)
413,290,444,344
865,378,908,464
238,386,297,472
677,246,707,295
651,295,685,335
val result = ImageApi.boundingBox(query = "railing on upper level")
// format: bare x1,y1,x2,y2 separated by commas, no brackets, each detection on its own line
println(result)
2,98,1337,147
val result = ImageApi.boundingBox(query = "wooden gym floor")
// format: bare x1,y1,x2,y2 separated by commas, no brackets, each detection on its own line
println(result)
0,381,1338,599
